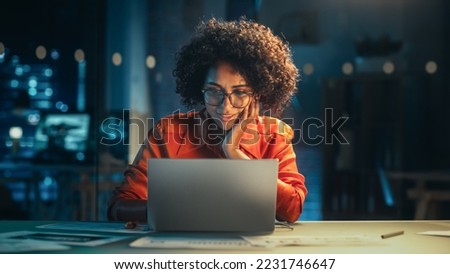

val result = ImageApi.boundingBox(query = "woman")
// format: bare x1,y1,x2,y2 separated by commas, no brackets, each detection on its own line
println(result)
107,18,307,223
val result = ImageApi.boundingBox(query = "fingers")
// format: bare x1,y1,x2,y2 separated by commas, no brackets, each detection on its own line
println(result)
240,101,249,121
239,96,259,123
222,97,260,159
251,97,260,118
246,97,259,122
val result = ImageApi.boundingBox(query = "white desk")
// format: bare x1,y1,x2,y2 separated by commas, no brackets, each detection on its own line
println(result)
1,220,449,254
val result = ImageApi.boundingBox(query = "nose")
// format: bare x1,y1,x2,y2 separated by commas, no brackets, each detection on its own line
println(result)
220,93,233,110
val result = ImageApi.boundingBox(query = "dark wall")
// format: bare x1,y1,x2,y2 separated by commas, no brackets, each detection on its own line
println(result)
259,0,450,170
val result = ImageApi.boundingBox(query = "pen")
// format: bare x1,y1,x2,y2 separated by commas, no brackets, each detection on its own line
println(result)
381,230,404,239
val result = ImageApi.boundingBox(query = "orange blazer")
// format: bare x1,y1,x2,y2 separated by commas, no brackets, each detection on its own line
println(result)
108,109,307,223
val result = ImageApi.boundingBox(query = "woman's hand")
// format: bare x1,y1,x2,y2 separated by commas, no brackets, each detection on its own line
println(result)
222,97,260,159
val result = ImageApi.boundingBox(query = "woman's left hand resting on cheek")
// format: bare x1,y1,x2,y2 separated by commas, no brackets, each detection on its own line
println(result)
222,97,260,159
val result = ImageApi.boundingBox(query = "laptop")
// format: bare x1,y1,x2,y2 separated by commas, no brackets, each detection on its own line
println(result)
147,158,278,234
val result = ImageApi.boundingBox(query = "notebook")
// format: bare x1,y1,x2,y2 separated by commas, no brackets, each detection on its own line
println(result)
147,158,278,234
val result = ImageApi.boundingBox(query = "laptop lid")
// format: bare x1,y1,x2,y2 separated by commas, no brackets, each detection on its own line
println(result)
147,158,278,234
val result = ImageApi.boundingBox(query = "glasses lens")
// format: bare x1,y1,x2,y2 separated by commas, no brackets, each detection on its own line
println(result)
204,89,223,106
203,88,252,108
230,91,250,108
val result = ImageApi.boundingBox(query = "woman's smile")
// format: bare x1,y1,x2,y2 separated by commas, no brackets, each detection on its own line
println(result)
217,113,237,122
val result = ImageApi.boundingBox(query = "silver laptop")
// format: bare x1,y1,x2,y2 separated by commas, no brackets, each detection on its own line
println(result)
147,158,278,234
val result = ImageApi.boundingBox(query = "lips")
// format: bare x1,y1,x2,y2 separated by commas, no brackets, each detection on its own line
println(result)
218,113,236,122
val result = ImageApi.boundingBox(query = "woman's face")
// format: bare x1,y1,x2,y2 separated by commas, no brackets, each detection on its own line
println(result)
203,61,253,130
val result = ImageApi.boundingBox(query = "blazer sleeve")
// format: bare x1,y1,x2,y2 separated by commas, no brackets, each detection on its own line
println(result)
270,123,307,223
107,127,165,221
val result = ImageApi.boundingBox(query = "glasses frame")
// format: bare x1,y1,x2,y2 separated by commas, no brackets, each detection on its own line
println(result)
201,88,254,108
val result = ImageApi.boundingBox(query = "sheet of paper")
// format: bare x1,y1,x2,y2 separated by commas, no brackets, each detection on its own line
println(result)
0,239,70,253
130,235,258,250
37,222,150,234
0,230,130,247
417,230,450,237
242,235,375,247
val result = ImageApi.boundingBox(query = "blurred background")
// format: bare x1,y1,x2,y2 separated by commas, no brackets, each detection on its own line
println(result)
0,0,449,221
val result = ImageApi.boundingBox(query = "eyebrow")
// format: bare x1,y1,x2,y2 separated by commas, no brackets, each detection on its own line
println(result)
206,82,250,89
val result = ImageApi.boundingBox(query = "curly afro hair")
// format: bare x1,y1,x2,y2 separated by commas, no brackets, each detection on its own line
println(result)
173,17,299,117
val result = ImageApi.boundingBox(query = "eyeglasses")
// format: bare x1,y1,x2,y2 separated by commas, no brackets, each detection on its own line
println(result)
202,87,253,108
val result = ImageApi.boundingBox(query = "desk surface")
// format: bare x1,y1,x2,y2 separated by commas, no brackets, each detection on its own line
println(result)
1,220,449,254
